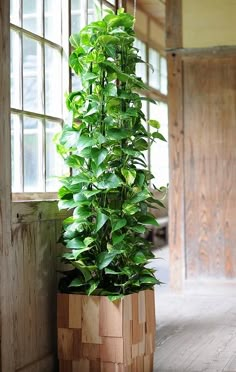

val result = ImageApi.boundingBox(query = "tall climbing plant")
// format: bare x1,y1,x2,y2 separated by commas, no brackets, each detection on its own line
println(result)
56,8,166,300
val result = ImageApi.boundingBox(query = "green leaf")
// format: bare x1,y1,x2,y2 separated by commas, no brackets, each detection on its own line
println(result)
77,135,96,151
66,238,85,249
91,148,108,166
96,211,108,232
58,199,77,210
108,294,124,302
111,217,127,232
122,204,140,215
82,72,97,81
131,225,146,234
138,215,159,226
104,83,117,97
112,233,125,245
96,250,119,270
87,280,99,295
121,168,136,186
129,189,150,204
69,33,81,48
152,132,167,142
97,174,122,189
148,120,161,129
133,251,147,264
84,237,95,246
83,190,101,198
139,276,160,285
105,268,125,275
68,278,84,288
107,128,131,140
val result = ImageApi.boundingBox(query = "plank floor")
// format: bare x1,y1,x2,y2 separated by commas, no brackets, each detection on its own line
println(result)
152,247,236,372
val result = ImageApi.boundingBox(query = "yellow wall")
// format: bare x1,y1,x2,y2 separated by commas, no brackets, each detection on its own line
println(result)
183,0,236,48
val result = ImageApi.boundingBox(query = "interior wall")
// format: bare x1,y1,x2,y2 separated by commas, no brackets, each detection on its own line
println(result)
184,56,236,279
166,0,236,289
182,0,236,48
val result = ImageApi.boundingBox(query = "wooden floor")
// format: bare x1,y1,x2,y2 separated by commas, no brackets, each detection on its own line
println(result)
152,247,236,372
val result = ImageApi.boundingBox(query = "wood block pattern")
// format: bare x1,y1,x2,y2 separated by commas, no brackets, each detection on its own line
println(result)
58,290,155,371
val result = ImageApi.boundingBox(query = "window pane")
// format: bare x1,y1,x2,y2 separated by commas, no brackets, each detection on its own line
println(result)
11,30,21,109
160,57,168,95
23,116,43,191
71,11,81,34
46,121,64,191
23,36,43,113
10,0,20,25
45,46,62,117
135,39,147,83
149,102,169,188
45,0,62,44
149,48,160,90
23,0,42,35
72,74,82,91
71,0,81,10
11,114,23,192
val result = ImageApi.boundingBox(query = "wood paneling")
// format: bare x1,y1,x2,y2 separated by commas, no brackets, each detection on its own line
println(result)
184,56,236,279
12,220,58,369
0,1,15,371
167,53,185,290
57,291,155,371
166,0,182,49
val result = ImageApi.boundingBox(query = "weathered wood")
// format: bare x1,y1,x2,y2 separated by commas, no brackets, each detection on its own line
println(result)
12,221,58,370
184,56,236,279
12,200,69,223
167,53,185,290
166,0,182,49
57,290,155,371
0,0,14,371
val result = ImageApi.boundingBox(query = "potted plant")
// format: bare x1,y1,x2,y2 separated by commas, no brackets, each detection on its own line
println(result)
56,8,166,372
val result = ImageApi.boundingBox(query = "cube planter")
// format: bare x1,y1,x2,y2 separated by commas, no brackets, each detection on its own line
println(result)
57,290,155,371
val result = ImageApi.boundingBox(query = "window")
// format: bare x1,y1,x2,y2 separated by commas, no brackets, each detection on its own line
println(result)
10,0,167,194
135,39,169,188
10,0,68,193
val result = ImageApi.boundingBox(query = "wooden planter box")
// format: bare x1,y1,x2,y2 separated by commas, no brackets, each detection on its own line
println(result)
57,290,155,371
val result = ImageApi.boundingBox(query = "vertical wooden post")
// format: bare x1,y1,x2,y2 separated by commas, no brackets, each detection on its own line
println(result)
0,0,14,370
166,0,182,50
167,53,185,291
166,0,185,290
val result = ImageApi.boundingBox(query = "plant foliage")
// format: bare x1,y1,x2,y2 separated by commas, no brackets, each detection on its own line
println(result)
56,8,166,301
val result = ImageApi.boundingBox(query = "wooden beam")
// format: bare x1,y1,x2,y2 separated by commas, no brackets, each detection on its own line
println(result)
166,0,182,49
167,52,185,290
0,0,15,371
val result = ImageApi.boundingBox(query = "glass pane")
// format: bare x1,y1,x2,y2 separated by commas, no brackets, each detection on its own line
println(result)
71,0,81,10
88,0,94,8
88,13,95,24
11,114,23,192
160,57,168,95
135,39,147,83
149,102,169,188
23,36,43,113
149,48,160,90
45,0,62,44
72,73,82,91
46,121,64,191
10,30,21,109
71,12,82,34
10,0,20,25
45,46,62,117
23,116,43,191
23,0,42,35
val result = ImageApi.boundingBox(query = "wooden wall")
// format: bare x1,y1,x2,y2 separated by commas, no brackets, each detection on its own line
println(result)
166,0,236,289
